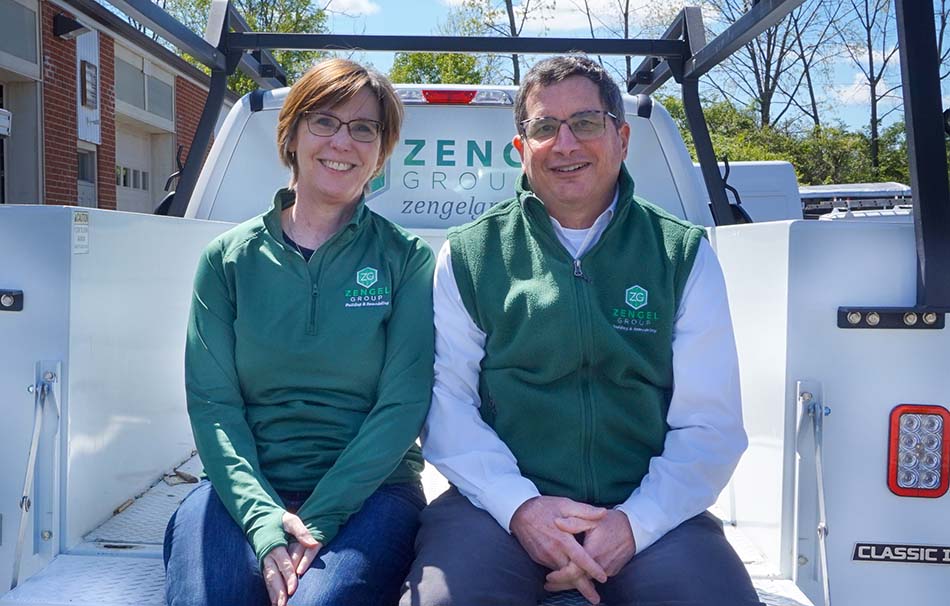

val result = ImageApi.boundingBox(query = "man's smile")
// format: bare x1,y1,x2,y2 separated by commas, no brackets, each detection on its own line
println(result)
551,162,591,173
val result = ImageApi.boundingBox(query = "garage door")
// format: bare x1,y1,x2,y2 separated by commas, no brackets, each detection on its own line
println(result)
116,128,152,213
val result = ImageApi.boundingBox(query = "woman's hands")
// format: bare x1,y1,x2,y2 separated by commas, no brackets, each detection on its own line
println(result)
261,512,323,606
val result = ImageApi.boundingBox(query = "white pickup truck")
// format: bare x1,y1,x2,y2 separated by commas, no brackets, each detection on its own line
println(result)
4,75,949,605
0,85,809,604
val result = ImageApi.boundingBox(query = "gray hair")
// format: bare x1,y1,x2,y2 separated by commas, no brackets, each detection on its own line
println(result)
514,55,626,133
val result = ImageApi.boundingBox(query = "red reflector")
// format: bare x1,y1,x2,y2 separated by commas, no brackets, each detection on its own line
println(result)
421,90,477,104
887,404,950,498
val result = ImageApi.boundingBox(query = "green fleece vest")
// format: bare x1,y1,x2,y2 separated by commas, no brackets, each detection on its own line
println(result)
449,166,704,507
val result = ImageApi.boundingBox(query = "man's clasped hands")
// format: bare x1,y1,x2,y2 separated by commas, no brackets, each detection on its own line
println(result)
510,496,638,605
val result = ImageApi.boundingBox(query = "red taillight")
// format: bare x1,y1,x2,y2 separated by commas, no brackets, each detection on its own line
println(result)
421,90,477,104
887,404,950,498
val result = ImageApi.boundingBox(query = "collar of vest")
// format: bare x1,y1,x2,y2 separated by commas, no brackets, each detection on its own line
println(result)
262,187,368,250
514,164,637,242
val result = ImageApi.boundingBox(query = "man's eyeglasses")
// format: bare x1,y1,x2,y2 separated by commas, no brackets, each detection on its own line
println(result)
520,110,620,142
302,111,383,143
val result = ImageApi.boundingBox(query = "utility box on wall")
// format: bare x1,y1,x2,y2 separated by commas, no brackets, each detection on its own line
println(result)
0,108,11,138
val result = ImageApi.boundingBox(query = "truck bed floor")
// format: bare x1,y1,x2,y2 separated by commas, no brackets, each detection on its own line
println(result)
1,456,813,606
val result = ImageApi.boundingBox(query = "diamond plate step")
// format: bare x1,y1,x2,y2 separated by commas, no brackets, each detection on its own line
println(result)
1,555,164,605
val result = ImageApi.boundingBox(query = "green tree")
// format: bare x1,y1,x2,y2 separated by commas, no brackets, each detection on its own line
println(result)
875,120,910,184
786,125,873,184
389,53,483,84
161,0,327,95
658,94,791,163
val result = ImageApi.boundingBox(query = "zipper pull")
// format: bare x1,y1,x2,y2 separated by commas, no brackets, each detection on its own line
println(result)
573,259,591,282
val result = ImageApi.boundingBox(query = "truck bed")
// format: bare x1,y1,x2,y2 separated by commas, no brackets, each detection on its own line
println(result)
1,456,812,606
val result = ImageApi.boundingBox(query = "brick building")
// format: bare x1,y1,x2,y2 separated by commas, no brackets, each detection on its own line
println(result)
0,0,236,212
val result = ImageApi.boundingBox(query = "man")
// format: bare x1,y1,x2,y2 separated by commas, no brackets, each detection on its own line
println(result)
400,55,761,606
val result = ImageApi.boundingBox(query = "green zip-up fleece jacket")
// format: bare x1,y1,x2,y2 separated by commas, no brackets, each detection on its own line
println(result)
185,188,434,565
448,166,703,507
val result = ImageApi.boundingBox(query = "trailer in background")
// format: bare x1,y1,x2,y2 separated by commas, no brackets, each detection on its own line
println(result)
800,182,912,219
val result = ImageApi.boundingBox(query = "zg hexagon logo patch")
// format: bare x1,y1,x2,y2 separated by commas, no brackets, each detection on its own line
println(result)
356,267,378,288
625,285,648,310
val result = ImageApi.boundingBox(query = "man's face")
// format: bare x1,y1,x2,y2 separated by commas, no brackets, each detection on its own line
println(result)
513,76,630,221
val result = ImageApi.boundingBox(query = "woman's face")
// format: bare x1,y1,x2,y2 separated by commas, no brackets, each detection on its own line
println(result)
289,86,383,208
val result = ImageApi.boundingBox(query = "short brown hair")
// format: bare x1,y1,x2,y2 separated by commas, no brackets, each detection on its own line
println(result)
514,55,625,133
276,58,404,188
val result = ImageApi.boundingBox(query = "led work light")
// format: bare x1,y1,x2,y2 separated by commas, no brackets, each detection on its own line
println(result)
888,404,950,498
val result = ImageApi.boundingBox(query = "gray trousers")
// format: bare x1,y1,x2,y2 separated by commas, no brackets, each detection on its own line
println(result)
399,488,763,606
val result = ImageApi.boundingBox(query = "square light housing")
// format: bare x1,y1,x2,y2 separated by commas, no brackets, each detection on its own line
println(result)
888,404,950,498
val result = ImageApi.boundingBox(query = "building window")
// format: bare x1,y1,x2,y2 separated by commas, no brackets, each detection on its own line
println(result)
80,61,98,110
0,0,38,64
116,58,145,110
115,164,150,192
116,54,174,121
147,76,173,120
78,150,95,183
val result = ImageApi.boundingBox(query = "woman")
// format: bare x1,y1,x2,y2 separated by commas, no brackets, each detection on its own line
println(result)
163,59,434,606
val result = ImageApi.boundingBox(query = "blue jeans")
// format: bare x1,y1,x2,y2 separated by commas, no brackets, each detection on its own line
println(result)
164,480,425,606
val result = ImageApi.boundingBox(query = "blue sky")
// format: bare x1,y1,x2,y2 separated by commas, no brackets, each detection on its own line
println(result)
322,0,938,132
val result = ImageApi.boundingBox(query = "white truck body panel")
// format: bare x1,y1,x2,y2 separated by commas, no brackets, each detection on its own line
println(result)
712,220,950,606
0,206,231,590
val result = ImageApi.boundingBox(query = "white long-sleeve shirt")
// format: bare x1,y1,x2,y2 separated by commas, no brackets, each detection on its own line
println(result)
421,200,748,554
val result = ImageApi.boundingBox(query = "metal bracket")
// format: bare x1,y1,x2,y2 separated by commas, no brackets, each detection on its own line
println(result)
11,363,61,590
0,289,23,312
796,381,832,606
838,307,945,330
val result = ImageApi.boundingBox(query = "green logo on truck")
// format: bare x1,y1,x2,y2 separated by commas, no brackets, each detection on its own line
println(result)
367,164,389,198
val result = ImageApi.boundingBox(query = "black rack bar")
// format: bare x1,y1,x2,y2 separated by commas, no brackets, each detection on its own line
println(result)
167,69,230,217
684,0,804,80
629,7,704,96
894,0,950,309
630,1,804,93
628,8,734,226
226,33,689,57
682,77,735,226
106,0,223,70
214,2,288,89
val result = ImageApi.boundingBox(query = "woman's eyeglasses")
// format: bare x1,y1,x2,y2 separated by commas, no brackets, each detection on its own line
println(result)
303,112,383,143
